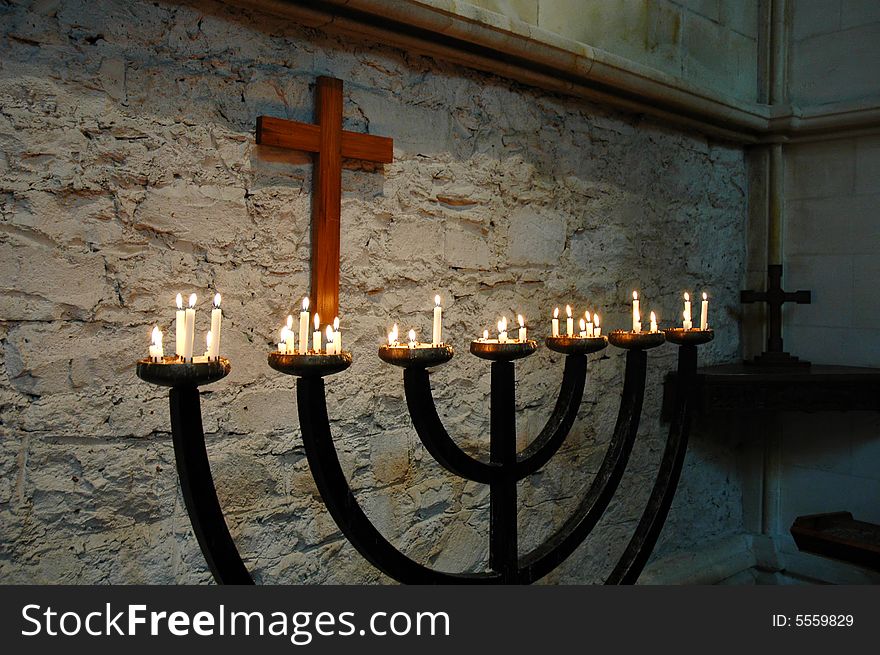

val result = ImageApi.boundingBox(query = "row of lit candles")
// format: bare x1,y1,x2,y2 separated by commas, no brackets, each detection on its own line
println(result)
146,291,710,362
277,298,343,356
148,292,223,363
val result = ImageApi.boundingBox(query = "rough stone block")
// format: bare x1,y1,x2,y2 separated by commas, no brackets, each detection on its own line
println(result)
506,206,566,266
443,220,491,270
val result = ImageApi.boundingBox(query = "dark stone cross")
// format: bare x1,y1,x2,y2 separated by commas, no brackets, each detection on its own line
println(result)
255,76,393,324
741,264,811,366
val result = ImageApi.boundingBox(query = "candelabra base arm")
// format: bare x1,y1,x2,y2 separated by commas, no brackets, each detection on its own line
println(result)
517,349,648,584
169,385,253,585
403,367,499,484
606,345,698,585
297,376,502,584
515,354,588,479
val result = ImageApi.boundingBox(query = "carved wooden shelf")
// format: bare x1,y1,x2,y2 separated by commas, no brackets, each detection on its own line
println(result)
662,363,880,418
791,512,880,572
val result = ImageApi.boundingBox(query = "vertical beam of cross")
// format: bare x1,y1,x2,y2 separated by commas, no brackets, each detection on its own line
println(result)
313,77,343,325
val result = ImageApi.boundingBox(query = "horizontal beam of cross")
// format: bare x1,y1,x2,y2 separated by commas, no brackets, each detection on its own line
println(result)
256,115,393,163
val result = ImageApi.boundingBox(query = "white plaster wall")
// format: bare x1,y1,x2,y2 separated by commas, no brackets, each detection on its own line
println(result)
467,0,760,102
789,0,880,106
0,0,747,583
773,0,880,581
784,135,880,367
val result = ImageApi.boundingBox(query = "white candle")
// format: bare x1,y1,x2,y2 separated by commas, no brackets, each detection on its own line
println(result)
208,293,222,359
566,305,573,337
632,291,641,333
579,317,587,338
518,314,526,342
150,325,163,362
312,313,321,353
585,311,593,338
333,316,341,354
593,313,601,337
175,293,185,358
183,293,196,361
552,307,559,337
650,311,658,333
432,295,442,345
683,292,692,330
700,292,709,330
299,297,310,354
285,315,295,354
279,326,289,354
498,316,508,343
408,328,416,349
205,331,212,358
325,325,335,355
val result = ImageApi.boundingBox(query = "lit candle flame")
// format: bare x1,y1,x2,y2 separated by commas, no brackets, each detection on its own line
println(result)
579,318,586,331
553,307,559,319
518,314,524,328
286,314,293,329
188,293,197,308
408,329,416,344
213,293,221,308
483,329,489,340
434,294,441,307
594,313,600,326
684,292,690,302
302,297,309,311
497,319,504,333
314,313,320,330
325,325,334,342
703,292,708,300
151,325,161,347
565,304,572,318
176,293,183,310
650,311,656,322
333,316,340,330
280,326,289,341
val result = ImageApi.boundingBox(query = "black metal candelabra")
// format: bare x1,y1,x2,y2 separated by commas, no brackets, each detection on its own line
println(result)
136,327,713,585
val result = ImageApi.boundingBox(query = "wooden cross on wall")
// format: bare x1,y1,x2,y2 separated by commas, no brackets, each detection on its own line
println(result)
256,76,393,323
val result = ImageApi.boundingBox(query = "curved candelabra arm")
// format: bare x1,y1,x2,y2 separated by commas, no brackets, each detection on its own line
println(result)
169,386,254,585
514,354,588,479
605,344,698,585
297,376,502,584
403,367,500,484
517,349,648,584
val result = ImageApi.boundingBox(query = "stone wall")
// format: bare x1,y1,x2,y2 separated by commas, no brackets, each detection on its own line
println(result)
0,0,747,583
